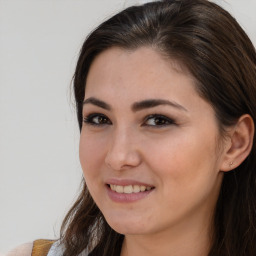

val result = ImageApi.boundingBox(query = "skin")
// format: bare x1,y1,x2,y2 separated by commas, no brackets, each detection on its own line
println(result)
79,47,229,256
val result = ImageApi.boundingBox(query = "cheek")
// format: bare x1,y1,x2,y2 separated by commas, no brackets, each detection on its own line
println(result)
79,132,109,206
144,132,222,220
79,132,106,181
143,128,219,189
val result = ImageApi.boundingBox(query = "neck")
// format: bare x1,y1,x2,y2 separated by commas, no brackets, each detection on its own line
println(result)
120,211,213,256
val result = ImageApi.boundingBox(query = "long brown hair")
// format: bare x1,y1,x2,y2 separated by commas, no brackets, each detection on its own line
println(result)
60,0,256,255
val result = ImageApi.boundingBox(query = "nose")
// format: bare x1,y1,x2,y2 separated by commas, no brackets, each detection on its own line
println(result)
104,127,142,171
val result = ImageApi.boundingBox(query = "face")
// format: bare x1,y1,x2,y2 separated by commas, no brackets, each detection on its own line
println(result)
79,47,225,237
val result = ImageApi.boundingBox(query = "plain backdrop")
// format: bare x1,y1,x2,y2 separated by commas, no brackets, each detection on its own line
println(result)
0,0,255,254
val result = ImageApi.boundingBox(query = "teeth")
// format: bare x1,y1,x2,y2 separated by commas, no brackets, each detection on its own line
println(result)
133,185,140,193
116,185,124,193
123,185,133,194
140,185,146,192
109,184,153,194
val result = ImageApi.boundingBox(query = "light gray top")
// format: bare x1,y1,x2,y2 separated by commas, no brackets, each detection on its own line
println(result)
6,241,88,256
48,241,88,256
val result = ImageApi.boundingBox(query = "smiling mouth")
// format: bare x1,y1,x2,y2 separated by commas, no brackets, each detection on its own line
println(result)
107,184,154,194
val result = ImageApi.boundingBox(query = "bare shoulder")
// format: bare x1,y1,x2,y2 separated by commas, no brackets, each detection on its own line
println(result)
6,242,33,256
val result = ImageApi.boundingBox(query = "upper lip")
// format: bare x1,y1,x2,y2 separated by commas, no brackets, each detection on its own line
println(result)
105,178,154,187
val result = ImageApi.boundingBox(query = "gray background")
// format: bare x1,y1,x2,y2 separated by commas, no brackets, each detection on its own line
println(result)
0,0,255,254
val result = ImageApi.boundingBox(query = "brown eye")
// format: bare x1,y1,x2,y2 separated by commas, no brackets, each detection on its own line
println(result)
143,114,175,126
92,116,108,124
83,114,111,126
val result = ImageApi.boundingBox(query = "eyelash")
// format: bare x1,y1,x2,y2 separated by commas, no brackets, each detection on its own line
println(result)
83,113,176,127
83,113,112,126
143,114,176,127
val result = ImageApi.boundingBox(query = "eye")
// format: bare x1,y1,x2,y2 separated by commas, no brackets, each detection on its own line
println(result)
83,113,111,126
143,114,175,127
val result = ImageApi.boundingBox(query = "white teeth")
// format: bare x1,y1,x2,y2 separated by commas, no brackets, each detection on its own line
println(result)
133,185,140,193
123,185,133,194
116,185,124,193
109,184,153,193
140,185,146,192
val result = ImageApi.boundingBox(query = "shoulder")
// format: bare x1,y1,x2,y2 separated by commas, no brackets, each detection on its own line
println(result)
6,240,56,256
6,242,33,256
6,240,89,256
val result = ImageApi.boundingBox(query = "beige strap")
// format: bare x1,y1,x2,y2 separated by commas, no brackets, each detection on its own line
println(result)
32,240,55,256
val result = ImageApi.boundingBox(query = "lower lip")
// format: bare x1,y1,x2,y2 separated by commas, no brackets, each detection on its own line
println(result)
106,185,154,203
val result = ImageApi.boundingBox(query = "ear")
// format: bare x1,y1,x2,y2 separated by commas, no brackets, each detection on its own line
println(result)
220,114,254,172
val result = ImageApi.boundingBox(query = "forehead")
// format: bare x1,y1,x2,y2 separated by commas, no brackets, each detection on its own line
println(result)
85,46,196,97
88,46,192,75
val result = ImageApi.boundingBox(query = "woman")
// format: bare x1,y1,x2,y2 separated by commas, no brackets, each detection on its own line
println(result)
8,0,256,255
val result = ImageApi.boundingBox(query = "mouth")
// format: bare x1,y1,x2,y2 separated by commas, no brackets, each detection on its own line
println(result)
107,184,155,194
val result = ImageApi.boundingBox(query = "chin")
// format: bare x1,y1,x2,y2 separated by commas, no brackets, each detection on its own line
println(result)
110,224,147,236
105,214,149,235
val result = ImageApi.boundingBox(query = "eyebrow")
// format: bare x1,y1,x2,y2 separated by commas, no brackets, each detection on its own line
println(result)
131,99,188,112
83,97,187,112
83,97,111,110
